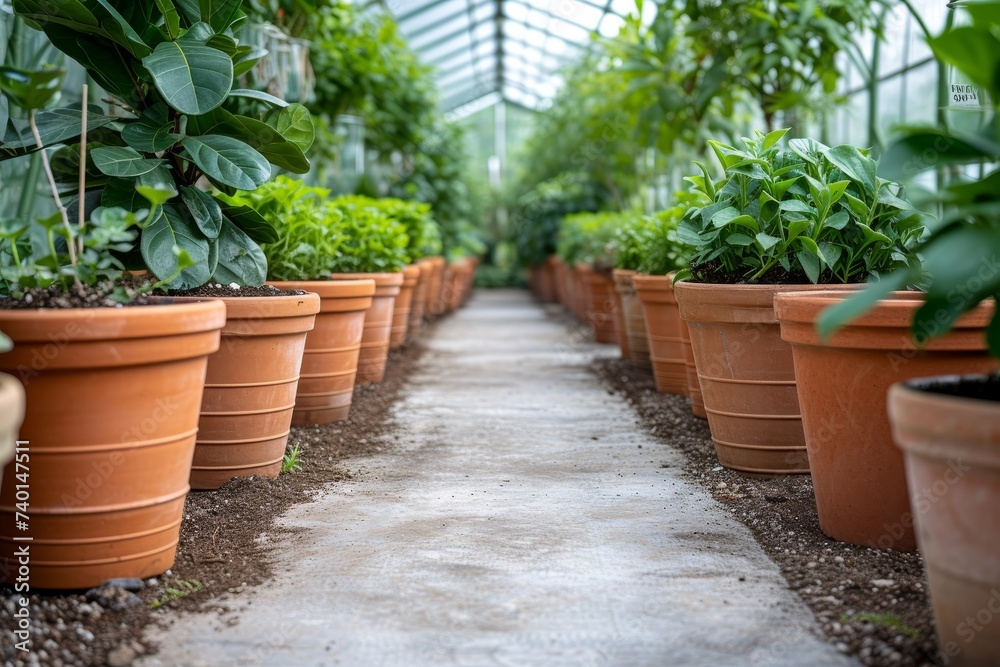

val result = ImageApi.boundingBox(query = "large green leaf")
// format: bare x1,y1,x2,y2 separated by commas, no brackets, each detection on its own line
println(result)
928,27,1000,100
825,145,877,194
181,186,223,239
36,24,139,103
155,0,182,39
221,114,309,173
102,177,148,211
0,66,66,110
879,128,1000,181
0,108,117,158
263,103,314,152
180,134,270,189
11,0,102,34
142,40,234,115
219,201,279,243
211,219,266,286
121,114,181,153
92,0,151,57
140,204,211,288
228,89,289,107
91,146,164,177
200,0,243,32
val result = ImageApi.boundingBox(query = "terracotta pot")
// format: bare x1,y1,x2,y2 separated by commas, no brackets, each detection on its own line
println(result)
270,280,375,424
0,300,225,589
680,318,706,418
613,269,650,364
330,272,402,385
569,265,585,322
426,256,447,317
578,266,617,345
675,282,854,476
889,375,1000,665
533,258,557,303
553,257,568,306
409,259,431,340
170,292,321,490
443,263,460,313
0,374,25,497
633,274,688,396
391,265,421,350
610,276,630,359
776,291,996,550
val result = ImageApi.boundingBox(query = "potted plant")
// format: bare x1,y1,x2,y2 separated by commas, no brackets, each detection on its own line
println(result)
408,217,443,341
327,195,409,385
227,177,375,425
674,128,924,475
558,212,618,343
631,195,701,402
611,211,651,363
0,63,227,588
376,199,440,349
819,4,1000,660
0,332,24,498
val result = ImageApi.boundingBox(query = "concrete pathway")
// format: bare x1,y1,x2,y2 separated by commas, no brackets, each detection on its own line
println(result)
142,289,856,667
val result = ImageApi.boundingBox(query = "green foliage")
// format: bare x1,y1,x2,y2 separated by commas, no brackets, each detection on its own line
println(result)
678,129,924,284
557,212,620,269
616,192,704,275
1,1,316,290
327,195,410,273
819,2,1000,356
222,176,338,281
281,443,302,473
367,198,442,260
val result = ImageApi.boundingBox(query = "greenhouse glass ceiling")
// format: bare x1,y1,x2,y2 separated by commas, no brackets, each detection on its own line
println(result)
381,0,637,111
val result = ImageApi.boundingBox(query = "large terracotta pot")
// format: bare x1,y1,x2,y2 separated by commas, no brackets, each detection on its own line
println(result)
409,259,431,341
330,272,402,385
633,274,688,396
675,282,854,476
0,374,25,497
270,280,374,424
680,318,706,418
579,265,617,345
776,291,996,550
442,263,460,313
0,300,225,589
391,265,421,350
889,375,1000,666
613,269,650,365
533,258,557,303
172,292,321,490
572,266,588,322
426,257,447,317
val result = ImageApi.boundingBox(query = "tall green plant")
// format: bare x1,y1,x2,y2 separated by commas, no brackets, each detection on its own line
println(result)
1,1,314,289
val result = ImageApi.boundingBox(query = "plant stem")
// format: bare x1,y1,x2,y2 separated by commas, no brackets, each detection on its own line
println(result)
78,83,89,257
28,109,83,292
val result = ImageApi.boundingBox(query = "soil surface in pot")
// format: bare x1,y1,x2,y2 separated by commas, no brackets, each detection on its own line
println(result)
167,283,305,298
689,260,846,285
0,325,429,667
595,357,940,667
0,283,154,309
908,372,1000,401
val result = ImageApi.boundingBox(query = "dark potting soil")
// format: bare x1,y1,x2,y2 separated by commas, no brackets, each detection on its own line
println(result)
0,283,153,310
0,328,430,667
593,357,940,667
688,260,843,285
907,372,1000,403
167,283,305,298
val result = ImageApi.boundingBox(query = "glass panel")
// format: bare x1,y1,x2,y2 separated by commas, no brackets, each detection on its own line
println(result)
419,31,472,62
611,0,638,17
505,19,527,40
525,25,547,47
398,1,467,35
505,1,530,23
547,16,589,42
409,15,470,50
901,61,938,126
598,13,625,38
878,3,908,76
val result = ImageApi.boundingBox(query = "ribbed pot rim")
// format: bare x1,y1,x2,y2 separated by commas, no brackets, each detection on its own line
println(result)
675,280,857,323
169,291,321,321
0,299,226,342
330,272,405,287
774,289,995,329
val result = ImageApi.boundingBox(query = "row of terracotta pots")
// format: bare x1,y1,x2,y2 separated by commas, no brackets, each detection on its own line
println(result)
532,260,1000,662
545,257,619,345
0,257,477,590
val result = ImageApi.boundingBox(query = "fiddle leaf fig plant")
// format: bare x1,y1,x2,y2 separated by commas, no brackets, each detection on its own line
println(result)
3,0,314,290
678,129,925,284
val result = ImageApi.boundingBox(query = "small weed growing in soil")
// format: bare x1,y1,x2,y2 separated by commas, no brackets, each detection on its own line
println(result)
282,444,303,474
150,580,203,609
842,612,920,639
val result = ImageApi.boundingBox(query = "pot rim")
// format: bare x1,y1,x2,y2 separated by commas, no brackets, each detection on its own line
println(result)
168,290,321,320
330,272,405,287
897,372,1000,410
774,290,995,329
270,279,376,299
0,298,226,342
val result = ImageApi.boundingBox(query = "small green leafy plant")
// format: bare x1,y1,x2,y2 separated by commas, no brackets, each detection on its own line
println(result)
327,196,410,274
222,176,339,282
615,193,703,275
678,129,925,284
557,212,620,270
149,579,203,609
281,443,302,474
